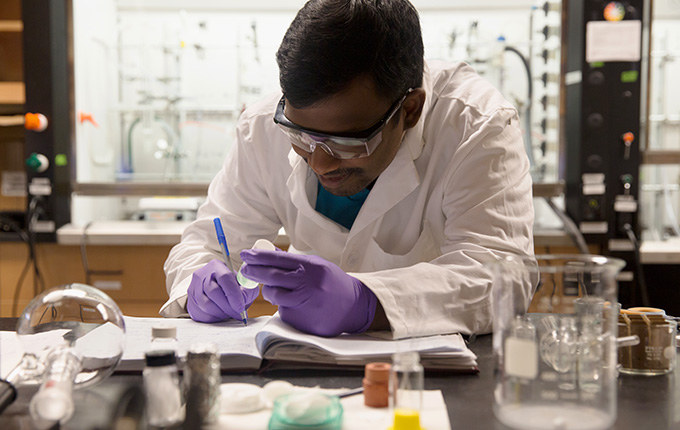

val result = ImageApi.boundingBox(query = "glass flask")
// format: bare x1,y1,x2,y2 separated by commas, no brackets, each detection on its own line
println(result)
5,283,126,424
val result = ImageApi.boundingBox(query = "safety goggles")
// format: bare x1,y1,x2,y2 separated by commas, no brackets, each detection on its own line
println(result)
273,89,412,159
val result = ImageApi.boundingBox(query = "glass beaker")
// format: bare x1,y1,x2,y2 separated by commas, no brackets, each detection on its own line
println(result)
487,254,625,430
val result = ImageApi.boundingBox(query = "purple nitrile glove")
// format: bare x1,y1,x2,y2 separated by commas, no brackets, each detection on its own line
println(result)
239,250,377,337
186,259,259,323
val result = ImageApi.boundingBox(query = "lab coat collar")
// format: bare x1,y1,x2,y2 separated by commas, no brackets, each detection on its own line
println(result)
401,62,433,161
287,151,347,233
348,135,420,235
286,144,419,236
347,65,434,234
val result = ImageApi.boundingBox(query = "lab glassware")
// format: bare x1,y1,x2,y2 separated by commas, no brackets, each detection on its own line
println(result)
1,283,126,424
487,254,625,430
143,350,184,427
268,392,343,430
237,238,277,288
618,310,677,375
184,343,221,426
389,351,424,430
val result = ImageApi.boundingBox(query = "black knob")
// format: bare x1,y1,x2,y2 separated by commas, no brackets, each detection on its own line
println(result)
587,113,604,128
587,155,603,168
588,71,605,85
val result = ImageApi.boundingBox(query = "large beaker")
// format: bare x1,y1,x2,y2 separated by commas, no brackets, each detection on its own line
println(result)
488,254,625,430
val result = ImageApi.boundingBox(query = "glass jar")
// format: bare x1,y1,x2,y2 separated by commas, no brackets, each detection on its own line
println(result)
143,350,184,427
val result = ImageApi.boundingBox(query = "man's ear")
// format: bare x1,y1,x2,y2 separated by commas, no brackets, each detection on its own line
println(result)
403,88,426,129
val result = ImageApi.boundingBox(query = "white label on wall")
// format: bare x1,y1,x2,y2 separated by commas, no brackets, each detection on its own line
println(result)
614,198,638,212
94,280,123,291
586,20,642,62
582,173,605,184
565,70,582,86
580,222,608,234
31,220,55,233
583,184,606,195
1,171,27,197
609,238,634,252
28,178,52,196
505,337,538,379
617,271,635,282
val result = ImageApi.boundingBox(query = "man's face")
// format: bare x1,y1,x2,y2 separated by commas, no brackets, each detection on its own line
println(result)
283,76,407,196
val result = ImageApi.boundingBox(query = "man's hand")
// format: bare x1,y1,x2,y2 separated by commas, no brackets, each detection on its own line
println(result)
186,259,259,323
239,250,377,337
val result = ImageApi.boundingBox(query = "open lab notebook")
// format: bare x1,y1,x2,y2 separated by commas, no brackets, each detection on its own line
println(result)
119,315,478,372
0,315,477,375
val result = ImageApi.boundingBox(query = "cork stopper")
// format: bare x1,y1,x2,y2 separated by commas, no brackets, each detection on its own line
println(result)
363,362,391,408
365,362,391,383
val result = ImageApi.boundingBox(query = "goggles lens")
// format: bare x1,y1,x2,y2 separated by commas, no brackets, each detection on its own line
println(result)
278,127,378,159
273,90,411,160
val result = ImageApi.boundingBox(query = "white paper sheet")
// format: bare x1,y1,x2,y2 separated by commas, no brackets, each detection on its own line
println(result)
216,388,451,430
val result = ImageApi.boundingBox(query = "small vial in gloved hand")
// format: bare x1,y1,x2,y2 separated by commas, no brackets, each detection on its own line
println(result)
237,239,277,288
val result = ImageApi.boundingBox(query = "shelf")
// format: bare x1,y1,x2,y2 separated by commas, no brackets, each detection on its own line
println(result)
73,182,209,197
0,20,22,32
532,181,565,198
0,82,24,105
642,150,680,165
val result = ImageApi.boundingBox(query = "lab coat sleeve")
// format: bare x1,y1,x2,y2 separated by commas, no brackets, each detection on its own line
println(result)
353,108,535,339
160,114,282,317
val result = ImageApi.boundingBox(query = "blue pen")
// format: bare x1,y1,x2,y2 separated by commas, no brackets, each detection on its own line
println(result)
213,217,248,326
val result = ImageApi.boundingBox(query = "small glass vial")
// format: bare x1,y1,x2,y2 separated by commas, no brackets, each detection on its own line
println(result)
184,343,221,427
143,350,184,428
389,351,424,430
237,239,277,288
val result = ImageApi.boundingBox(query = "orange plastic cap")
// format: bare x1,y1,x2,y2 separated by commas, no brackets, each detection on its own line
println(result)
24,113,48,131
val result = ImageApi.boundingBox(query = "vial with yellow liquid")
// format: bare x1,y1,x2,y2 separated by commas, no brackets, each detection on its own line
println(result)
388,351,424,430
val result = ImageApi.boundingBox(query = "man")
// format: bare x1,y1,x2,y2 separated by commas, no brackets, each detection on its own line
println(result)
161,0,535,339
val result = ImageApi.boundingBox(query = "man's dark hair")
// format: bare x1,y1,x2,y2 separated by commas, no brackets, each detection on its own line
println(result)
276,0,424,108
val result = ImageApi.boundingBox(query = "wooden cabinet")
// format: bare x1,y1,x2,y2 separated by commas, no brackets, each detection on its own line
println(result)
0,241,277,317
0,0,26,215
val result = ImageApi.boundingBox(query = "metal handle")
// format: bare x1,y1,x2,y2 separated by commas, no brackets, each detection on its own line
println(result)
617,335,640,348
0,379,17,414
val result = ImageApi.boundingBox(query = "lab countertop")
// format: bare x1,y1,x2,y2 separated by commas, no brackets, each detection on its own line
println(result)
57,221,572,247
0,317,678,430
57,221,291,248
640,238,680,264
57,221,680,264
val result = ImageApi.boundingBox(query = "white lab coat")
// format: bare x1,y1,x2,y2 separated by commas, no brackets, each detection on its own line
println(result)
161,60,535,339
